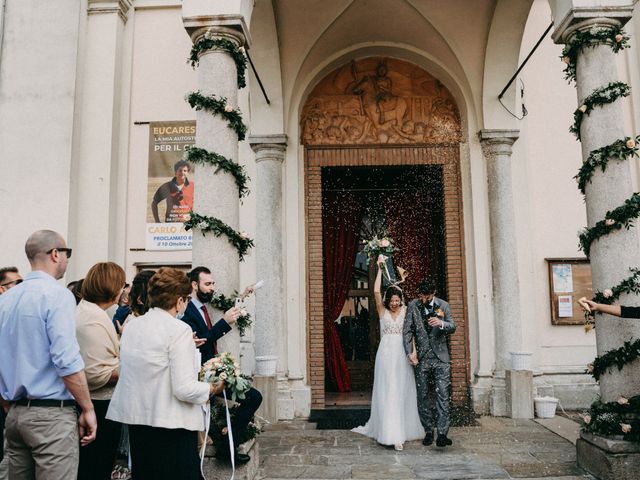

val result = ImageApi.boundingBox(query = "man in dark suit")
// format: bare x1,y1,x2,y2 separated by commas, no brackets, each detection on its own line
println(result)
181,266,262,465
181,266,237,363
403,279,456,448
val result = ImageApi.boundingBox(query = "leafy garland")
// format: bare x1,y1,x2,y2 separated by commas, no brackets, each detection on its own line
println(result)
588,339,640,382
578,192,640,257
575,137,639,194
186,91,247,141
569,82,631,140
566,25,640,442
561,26,630,82
210,292,253,336
189,36,247,89
184,211,254,261
185,147,250,199
581,396,640,442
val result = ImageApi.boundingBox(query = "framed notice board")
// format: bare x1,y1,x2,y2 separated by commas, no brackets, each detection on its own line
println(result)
546,258,592,325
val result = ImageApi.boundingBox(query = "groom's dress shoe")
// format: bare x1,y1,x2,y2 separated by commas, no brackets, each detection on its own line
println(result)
422,432,434,446
436,434,452,447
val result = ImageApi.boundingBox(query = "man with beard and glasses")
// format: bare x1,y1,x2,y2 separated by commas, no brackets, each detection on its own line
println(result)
180,266,262,465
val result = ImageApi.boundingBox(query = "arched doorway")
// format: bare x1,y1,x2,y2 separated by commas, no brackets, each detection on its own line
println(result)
302,57,469,414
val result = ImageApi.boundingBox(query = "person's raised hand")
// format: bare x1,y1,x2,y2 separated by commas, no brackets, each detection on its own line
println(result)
223,306,241,325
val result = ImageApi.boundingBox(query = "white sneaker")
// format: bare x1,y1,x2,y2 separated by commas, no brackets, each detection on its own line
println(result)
394,443,403,451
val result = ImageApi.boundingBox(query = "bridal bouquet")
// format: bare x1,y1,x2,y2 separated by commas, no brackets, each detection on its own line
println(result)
362,235,397,264
199,351,252,401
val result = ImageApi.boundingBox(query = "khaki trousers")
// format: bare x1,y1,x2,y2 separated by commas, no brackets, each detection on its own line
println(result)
5,405,79,480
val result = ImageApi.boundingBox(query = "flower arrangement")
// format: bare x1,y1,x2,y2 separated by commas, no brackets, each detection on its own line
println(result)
581,395,640,442
362,235,396,264
199,352,252,401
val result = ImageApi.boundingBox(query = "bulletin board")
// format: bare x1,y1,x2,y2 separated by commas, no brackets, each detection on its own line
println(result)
546,258,592,325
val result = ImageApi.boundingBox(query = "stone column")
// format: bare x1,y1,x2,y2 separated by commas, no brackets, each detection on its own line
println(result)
248,135,286,422
479,129,522,416
553,7,640,480
183,15,249,357
249,135,287,375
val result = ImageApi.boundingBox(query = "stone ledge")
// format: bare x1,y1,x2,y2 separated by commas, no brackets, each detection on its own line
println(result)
577,435,640,480
580,431,640,454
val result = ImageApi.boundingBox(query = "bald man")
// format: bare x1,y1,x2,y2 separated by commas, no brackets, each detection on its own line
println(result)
0,230,97,479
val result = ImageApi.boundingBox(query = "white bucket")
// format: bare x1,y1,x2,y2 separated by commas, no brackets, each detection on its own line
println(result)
254,355,277,376
510,351,533,371
534,396,558,418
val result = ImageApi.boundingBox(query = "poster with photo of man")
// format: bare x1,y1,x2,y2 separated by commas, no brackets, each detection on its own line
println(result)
146,120,196,251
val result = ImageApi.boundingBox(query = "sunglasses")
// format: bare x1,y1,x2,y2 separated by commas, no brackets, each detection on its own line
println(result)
46,247,73,259
0,279,22,288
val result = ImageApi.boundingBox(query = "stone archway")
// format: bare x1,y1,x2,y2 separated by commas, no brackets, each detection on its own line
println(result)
302,57,470,410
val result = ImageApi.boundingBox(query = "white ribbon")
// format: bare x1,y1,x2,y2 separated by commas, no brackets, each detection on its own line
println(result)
200,402,211,479
200,391,236,480
223,390,236,480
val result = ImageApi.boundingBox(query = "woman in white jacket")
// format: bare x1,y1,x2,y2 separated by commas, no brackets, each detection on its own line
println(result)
107,267,223,479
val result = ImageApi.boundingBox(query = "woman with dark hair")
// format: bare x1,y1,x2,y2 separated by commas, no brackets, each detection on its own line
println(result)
107,268,223,480
75,262,126,480
67,278,84,305
128,270,155,317
352,259,424,450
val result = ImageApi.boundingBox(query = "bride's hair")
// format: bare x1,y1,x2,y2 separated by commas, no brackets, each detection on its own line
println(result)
383,286,404,309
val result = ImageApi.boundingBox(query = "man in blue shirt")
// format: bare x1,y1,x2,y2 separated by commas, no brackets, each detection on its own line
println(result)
0,230,97,479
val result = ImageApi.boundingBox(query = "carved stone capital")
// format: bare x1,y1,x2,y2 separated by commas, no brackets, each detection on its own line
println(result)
183,14,250,48
478,129,519,156
249,135,287,163
552,6,634,45
88,0,132,23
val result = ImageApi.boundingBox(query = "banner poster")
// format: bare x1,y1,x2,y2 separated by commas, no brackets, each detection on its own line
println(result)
145,120,196,251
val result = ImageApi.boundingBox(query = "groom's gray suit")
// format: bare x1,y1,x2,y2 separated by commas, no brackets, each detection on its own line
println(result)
403,297,456,437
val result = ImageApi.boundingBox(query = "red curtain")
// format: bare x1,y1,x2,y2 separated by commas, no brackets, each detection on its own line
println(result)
322,190,364,392
384,191,434,300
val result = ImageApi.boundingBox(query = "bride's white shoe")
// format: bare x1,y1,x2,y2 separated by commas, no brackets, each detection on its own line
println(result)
394,443,404,451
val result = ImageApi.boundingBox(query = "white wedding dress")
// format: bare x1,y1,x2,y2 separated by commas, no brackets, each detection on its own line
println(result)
352,306,425,445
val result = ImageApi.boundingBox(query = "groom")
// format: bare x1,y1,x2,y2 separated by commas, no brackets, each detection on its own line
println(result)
403,279,456,447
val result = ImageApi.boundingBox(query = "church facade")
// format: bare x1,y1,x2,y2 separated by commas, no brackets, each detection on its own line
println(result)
2,0,640,421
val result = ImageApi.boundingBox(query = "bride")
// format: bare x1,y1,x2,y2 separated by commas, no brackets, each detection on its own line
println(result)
352,259,425,450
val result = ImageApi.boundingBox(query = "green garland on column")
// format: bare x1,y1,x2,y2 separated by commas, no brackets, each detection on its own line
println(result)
186,91,247,141
569,82,630,140
575,136,639,194
185,147,250,199
188,36,248,89
564,24,640,442
578,192,640,257
184,212,254,261
561,26,630,82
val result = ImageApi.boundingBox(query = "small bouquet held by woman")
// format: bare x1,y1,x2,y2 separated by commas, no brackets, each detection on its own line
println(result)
199,351,252,401
362,235,397,264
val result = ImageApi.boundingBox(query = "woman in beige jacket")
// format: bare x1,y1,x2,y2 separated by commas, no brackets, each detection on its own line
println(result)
75,261,126,480
107,267,223,480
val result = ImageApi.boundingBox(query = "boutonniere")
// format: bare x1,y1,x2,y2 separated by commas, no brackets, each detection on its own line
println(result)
434,304,444,318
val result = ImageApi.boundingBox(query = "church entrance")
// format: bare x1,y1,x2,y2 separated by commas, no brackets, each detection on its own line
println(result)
321,165,446,406
301,57,469,413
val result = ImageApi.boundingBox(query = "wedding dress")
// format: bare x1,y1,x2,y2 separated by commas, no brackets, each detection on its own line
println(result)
352,306,425,445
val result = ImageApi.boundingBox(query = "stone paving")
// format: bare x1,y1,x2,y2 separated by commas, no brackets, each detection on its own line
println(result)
256,417,595,480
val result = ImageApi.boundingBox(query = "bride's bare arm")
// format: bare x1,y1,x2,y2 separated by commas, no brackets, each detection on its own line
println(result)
374,263,384,318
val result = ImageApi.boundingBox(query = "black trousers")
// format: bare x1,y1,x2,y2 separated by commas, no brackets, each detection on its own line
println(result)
129,424,202,480
213,386,262,449
78,399,122,480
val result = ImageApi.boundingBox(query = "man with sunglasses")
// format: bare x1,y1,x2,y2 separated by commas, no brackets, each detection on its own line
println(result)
0,230,97,479
0,267,22,294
